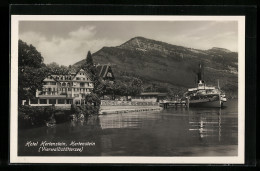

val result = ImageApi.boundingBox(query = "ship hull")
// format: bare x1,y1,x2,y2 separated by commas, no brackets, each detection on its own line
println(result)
189,100,222,108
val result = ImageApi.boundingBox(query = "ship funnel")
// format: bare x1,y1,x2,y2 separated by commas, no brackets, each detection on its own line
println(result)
197,63,204,83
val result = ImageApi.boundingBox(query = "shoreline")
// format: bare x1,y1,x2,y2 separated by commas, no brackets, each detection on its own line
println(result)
99,106,163,115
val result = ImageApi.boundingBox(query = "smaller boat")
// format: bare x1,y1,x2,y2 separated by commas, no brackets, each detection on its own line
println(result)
220,93,227,103
46,117,56,127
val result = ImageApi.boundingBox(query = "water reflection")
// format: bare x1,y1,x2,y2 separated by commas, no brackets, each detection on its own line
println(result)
188,108,222,141
68,115,102,133
99,112,161,129
18,100,238,156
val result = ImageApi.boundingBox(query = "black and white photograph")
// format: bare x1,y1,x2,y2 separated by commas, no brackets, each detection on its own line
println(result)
10,15,245,164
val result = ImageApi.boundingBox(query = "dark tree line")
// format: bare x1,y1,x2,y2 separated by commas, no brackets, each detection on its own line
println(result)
18,40,47,105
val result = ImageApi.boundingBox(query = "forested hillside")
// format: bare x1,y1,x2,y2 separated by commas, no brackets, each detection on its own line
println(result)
74,37,238,97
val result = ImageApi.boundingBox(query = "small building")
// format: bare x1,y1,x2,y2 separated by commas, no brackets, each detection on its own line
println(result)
96,64,115,81
30,68,94,106
132,92,167,102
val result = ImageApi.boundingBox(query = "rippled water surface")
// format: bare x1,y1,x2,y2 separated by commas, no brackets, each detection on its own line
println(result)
18,99,238,156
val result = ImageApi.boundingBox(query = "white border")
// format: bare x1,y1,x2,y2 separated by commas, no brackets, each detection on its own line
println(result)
10,15,245,164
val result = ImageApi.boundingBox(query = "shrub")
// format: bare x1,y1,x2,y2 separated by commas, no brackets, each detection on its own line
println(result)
18,106,53,128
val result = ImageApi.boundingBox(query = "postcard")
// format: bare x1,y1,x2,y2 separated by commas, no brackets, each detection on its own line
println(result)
10,15,245,164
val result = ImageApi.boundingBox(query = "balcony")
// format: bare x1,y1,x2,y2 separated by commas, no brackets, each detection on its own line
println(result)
39,91,58,95
43,82,56,85
37,91,67,98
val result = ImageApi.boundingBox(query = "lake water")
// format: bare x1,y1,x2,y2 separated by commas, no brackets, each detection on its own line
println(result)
18,99,238,156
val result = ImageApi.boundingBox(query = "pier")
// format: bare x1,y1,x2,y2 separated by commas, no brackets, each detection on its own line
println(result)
100,106,163,115
160,99,189,109
99,100,162,115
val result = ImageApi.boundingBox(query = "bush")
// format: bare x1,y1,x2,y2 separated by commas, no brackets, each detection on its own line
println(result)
18,106,53,128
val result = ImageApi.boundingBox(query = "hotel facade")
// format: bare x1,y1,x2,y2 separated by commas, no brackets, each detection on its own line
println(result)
28,64,115,106
30,69,94,106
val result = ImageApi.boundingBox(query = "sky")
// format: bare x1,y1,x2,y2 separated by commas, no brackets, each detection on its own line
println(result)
19,21,238,66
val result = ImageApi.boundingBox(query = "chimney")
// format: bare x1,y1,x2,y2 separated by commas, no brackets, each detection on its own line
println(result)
197,63,204,83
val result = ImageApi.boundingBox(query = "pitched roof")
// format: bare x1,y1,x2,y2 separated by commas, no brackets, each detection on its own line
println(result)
45,68,92,82
49,74,75,82
96,64,114,78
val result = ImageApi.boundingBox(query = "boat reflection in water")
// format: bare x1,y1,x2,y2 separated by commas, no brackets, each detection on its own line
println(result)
188,108,222,142
18,99,238,156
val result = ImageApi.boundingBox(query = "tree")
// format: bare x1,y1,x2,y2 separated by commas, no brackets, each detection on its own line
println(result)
45,62,70,75
86,51,94,66
81,51,106,97
81,51,97,80
18,40,47,105
105,77,143,100
129,77,143,96
18,40,44,68
116,81,129,99
85,93,101,115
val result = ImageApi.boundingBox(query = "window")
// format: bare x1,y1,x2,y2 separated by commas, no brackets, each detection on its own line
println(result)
74,94,79,97
66,99,72,104
83,78,85,80
62,83,66,86
76,77,80,80
49,99,56,104
107,72,112,77
80,83,84,87
58,99,65,104
30,98,38,104
68,88,71,91
39,99,47,104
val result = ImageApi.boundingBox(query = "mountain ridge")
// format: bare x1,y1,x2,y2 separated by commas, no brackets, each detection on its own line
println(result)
74,36,238,97
117,36,235,54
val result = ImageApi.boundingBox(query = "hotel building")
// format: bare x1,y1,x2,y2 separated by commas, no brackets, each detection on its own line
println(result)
29,64,115,106
30,69,94,106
